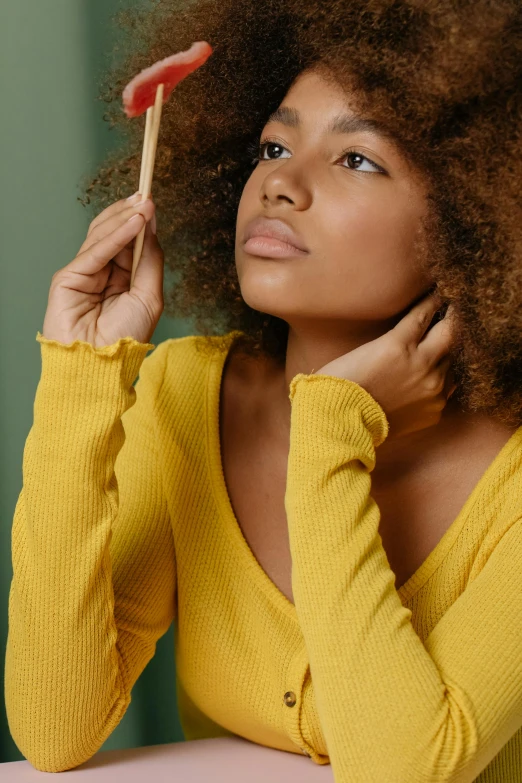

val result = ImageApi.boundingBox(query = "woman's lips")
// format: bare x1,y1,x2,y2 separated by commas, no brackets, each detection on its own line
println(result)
243,235,309,258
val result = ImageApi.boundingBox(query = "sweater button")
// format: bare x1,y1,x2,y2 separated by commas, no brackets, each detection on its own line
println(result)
283,691,297,707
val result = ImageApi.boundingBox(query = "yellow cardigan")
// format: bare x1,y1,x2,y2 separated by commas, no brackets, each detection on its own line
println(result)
5,330,522,781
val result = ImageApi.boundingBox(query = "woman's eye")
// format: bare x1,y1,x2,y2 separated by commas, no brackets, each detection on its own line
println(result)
341,151,384,173
258,141,291,161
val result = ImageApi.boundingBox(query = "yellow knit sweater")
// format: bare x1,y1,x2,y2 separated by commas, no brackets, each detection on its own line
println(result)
5,330,522,781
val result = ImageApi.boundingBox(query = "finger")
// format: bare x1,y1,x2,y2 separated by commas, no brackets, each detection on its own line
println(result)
130,214,165,305
419,303,456,365
435,354,451,377
105,206,157,275
422,355,453,403
439,356,457,399
393,290,443,345
86,191,143,238
66,213,146,277
103,216,162,296
78,199,154,256
445,371,458,400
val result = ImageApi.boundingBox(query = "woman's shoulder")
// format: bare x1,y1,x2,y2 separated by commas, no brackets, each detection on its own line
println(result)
158,329,241,372
143,329,241,406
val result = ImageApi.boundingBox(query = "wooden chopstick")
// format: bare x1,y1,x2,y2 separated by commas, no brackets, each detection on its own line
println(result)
139,104,154,194
130,82,164,287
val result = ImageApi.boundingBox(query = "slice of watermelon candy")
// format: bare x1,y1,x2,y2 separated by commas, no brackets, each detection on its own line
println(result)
122,41,213,118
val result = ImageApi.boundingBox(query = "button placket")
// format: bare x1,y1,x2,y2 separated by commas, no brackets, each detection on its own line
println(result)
282,639,314,758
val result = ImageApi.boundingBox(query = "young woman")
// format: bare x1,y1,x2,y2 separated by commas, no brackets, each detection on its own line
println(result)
6,0,522,779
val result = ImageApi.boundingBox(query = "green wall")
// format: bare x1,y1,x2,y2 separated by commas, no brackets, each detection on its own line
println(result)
1,0,191,763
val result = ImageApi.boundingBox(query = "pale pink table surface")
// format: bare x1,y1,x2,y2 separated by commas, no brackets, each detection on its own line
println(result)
1,737,335,781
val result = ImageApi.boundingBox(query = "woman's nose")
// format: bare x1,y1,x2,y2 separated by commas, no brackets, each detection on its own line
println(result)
260,165,312,210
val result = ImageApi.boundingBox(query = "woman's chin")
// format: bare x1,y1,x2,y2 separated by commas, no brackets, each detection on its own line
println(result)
239,286,300,319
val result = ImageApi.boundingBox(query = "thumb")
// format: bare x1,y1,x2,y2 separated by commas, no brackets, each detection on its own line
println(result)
131,214,165,305
445,367,458,399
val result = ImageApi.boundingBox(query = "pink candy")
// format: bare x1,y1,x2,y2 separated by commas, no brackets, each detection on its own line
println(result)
122,41,213,118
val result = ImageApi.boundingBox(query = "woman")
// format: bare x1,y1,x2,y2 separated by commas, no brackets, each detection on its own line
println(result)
6,0,522,779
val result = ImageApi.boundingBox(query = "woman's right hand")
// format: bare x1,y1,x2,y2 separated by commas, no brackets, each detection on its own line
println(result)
42,192,165,348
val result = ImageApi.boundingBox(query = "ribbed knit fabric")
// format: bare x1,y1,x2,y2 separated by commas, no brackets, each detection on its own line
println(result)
5,329,522,781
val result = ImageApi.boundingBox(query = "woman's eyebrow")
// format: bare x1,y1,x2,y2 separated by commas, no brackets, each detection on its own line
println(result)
266,106,392,140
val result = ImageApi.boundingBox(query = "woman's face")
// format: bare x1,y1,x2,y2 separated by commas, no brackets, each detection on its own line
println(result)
235,68,435,340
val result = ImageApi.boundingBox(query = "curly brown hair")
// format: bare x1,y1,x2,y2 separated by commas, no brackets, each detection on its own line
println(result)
81,0,522,427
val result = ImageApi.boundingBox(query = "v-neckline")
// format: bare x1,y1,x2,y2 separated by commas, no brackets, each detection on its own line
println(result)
206,330,522,610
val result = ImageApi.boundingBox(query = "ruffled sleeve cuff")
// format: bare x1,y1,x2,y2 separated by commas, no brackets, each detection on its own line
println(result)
288,373,390,460
36,331,155,395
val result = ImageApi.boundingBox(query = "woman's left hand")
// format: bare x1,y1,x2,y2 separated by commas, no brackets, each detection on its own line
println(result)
315,291,457,441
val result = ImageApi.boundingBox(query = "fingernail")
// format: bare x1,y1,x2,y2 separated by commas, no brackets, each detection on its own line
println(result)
133,197,151,208
151,214,157,234
127,191,141,201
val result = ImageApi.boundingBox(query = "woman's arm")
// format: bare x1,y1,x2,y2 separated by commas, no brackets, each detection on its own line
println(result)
285,372,522,783
5,335,176,773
